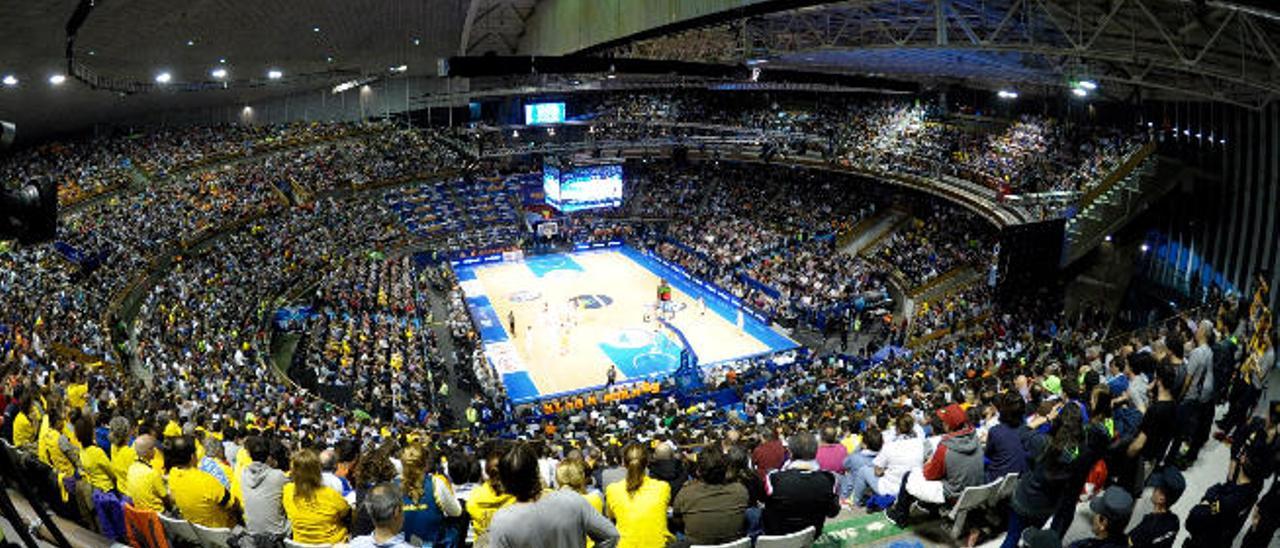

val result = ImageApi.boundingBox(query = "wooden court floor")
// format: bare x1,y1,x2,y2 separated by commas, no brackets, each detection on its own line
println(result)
469,250,772,397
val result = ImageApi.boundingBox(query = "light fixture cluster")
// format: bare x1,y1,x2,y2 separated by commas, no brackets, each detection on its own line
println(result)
996,90,1018,100
1070,80,1098,98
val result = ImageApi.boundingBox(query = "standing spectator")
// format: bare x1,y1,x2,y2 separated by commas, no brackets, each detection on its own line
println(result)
1172,321,1214,467
348,483,415,548
240,435,289,535
671,446,748,546
467,447,515,548
1126,466,1184,548
488,442,620,548
1123,366,1178,489
605,443,673,548
761,432,840,536
282,448,352,545
400,444,462,546
1066,486,1133,548
1001,404,1083,548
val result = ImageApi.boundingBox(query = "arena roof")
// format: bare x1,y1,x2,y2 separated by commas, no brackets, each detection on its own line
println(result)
0,0,466,141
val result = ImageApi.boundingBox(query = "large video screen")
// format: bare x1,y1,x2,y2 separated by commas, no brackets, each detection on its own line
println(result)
543,164,623,213
524,102,565,125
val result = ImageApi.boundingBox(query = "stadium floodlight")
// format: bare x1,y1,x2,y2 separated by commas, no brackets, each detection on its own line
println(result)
48,74,66,85
1104,235,1112,242
211,68,227,79
389,65,408,73
1076,80,1098,90
312,26,320,32
155,72,172,84
1071,87,1088,98
1140,243,1150,253
2,75,16,87
267,69,283,79
997,90,1018,99
219,58,227,64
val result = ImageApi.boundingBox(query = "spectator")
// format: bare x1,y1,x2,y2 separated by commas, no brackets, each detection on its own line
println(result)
108,416,136,486
648,443,687,500
400,444,462,546
467,447,515,547
985,392,1029,481
1171,321,1215,467
1123,365,1178,489
752,427,787,484
557,458,604,515
123,434,169,512
815,423,848,474
240,435,290,536
840,427,882,502
671,446,748,546
348,483,415,548
1001,403,1083,548
1066,486,1133,548
73,415,115,492
762,432,840,535
282,448,352,545
886,403,984,526
1126,466,1184,548
167,434,239,528
849,415,922,505
605,443,673,548
488,442,620,548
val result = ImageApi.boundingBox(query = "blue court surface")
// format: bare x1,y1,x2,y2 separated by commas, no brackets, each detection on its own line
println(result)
454,245,798,402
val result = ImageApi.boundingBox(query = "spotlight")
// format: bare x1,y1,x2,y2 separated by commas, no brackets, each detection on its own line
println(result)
389,65,408,73
997,90,1019,99
211,68,228,79
1140,243,1150,253
2,75,16,87
48,74,66,86
412,38,421,46
219,58,227,64
1104,235,1112,242
312,26,320,32
1077,80,1097,90
155,72,172,84
267,69,283,79
186,39,195,47
1071,88,1087,98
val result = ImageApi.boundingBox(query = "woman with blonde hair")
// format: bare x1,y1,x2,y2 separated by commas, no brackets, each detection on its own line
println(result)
604,443,673,548
399,444,462,546
282,448,351,544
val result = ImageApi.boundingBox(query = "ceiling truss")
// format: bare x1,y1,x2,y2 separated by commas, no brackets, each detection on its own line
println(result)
603,0,1280,109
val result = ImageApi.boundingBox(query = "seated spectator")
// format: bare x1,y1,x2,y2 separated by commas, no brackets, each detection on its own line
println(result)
167,434,239,528
124,434,170,512
648,443,687,500
752,427,787,484
282,448,352,544
348,483,415,548
73,415,115,493
885,404,984,526
816,423,848,474
671,446,748,547
762,432,840,536
1067,486,1134,548
840,427,882,501
849,415,922,506
400,444,462,546
1127,466,1184,548
488,442,620,548
240,435,290,535
605,443,673,548
556,458,604,515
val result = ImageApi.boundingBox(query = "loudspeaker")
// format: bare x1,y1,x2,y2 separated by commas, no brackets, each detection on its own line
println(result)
0,178,58,243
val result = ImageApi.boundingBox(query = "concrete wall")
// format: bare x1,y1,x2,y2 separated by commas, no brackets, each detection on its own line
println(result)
519,0,772,55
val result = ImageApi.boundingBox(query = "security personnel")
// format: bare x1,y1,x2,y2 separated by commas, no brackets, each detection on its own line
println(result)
1183,437,1269,548
1240,401,1280,548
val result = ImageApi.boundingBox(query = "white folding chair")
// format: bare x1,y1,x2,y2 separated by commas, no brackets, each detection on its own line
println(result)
190,523,232,548
156,514,202,546
754,525,817,548
944,476,1004,539
995,472,1020,501
690,537,750,548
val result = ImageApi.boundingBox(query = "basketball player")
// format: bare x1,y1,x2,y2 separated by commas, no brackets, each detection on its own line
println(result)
508,310,516,338
699,296,707,317
736,308,745,333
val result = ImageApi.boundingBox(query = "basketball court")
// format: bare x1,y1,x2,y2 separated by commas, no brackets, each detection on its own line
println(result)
453,244,797,402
